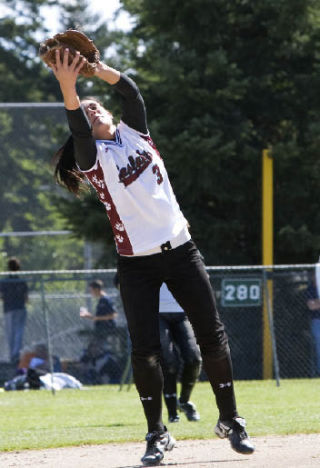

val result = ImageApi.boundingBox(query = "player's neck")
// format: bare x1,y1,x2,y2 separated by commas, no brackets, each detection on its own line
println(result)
94,124,116,141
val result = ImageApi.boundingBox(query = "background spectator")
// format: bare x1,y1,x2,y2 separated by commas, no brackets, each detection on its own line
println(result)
306,272,320,376
159,283,202,423
0,257,28,365
79,279,118,383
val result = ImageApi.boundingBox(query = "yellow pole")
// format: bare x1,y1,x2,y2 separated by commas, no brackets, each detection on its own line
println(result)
262,148,273,379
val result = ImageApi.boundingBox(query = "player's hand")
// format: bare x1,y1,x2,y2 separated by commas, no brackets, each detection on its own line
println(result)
50,48,86,88
79,307,93,319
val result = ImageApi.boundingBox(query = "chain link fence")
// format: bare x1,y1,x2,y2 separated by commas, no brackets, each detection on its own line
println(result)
0,264,319,388
208,264,320,382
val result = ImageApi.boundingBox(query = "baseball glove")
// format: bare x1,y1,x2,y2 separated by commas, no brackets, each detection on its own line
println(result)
39,29,100,77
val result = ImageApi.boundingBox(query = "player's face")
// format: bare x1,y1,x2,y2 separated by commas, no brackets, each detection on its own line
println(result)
89,286,100,298
82,100,113,136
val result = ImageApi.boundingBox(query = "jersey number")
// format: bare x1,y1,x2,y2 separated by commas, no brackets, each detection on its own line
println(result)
152,164,163,185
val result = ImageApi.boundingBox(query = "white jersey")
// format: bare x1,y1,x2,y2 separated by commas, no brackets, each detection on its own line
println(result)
159,283,184,314
82,121,188,256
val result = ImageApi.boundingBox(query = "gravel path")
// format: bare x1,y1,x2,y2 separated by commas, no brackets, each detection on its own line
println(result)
1,434,319,467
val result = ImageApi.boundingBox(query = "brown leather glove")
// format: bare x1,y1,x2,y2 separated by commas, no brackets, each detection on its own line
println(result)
39,29,100,77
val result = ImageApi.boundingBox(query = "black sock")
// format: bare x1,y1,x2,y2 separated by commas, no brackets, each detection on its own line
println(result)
179,361,201,403
131,353,165,433
163,370,178,417
202,348,238,421
164,394,178,417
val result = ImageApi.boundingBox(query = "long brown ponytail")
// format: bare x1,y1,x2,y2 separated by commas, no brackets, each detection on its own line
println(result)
54,135,86,195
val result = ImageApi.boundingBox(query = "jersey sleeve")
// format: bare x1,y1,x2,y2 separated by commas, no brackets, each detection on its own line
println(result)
113,74,148,134
65,107,97,171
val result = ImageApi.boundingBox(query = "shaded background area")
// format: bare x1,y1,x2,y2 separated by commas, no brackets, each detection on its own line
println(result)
1,0,320,270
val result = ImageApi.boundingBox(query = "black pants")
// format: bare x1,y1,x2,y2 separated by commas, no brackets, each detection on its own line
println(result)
118,240,237,433
160,312,202,416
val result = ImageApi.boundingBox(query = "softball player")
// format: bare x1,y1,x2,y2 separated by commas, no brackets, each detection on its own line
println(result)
50,49,254,466
159,283,202,423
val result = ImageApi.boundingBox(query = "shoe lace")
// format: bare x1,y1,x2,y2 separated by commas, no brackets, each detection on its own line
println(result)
233,420,248,440
240,430,248,440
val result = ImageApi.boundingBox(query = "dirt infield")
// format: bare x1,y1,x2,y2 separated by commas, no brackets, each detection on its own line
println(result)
1,434,319,467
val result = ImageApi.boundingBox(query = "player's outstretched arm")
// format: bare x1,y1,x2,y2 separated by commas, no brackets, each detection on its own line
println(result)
93,60,147,133
51,48,85,110
51,48,97,171
94,61,121,85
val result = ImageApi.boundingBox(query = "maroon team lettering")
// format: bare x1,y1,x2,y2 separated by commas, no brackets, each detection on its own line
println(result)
117,149,163,187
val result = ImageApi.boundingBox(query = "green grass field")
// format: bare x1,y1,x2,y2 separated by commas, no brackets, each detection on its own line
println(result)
0,379,319,452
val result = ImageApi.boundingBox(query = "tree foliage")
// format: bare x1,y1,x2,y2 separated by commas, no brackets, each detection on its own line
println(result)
115,0,320,264
1,0,320,268
0,0,113,269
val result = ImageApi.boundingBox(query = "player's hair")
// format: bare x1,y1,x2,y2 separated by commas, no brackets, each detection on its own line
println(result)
8,257,21,271
53,135,86,195
54,97,112,196
89,279,104,290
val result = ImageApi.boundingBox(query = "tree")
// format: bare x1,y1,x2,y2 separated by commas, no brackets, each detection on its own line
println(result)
115,0,320,264
0,0,114,269
45,0,320,265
